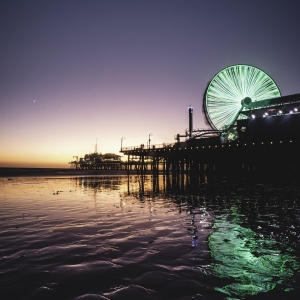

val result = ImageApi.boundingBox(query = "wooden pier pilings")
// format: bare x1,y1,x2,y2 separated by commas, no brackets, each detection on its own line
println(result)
121,138,300,180
121,113,300,180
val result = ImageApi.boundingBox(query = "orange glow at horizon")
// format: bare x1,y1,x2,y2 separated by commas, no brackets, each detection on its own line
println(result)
1,1,299,168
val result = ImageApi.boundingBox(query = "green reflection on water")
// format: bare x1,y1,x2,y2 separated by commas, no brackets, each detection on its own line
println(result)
208,216,299,298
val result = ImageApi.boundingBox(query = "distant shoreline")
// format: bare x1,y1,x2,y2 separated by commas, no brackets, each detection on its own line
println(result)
0,167,136,177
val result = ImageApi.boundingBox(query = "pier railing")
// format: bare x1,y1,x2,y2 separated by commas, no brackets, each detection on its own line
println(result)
121,143,175,151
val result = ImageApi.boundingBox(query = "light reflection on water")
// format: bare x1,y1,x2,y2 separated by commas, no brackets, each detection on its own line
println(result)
0,175,299,300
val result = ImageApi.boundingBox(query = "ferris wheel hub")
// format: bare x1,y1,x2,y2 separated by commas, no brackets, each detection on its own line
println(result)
241,97,252,108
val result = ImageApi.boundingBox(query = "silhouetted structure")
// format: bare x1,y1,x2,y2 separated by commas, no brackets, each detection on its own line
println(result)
69,141,123,170
121,93,300,179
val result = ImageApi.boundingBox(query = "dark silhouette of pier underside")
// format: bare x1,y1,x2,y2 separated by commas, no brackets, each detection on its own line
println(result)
121,113,300,179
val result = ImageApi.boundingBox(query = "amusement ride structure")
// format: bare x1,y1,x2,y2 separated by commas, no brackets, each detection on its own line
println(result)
120,64,300,177
70,64,300,177
182,64,299,142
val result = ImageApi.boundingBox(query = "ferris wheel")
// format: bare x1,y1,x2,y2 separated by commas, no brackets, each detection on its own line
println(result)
203,64,281,131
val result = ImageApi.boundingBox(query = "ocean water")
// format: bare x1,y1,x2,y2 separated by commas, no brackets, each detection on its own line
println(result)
0,175,299,300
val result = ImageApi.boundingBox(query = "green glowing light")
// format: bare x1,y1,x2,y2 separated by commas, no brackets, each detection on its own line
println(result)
204,64,281,130
208,216,299,298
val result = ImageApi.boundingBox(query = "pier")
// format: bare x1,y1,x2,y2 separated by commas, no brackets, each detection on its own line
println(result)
120,128,300,179
70,64,300,179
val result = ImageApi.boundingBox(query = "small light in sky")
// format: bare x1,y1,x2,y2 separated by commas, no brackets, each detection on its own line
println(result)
33,100,36,102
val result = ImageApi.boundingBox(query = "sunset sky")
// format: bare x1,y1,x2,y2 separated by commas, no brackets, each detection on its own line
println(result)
1,0,300,167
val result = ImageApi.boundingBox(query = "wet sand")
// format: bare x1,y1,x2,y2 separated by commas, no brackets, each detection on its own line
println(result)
0,176,216,300
0,168,134,177
1,174,300,299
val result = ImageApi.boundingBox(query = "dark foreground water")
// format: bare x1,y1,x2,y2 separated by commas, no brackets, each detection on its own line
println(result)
0,175,299,300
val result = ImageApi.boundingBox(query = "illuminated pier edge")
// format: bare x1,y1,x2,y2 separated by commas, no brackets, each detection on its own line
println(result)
119,64,300,176
69,65,300,176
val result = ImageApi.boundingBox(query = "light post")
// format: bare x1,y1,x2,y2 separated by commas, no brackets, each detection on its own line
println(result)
121,136,126,151
148,133,153,149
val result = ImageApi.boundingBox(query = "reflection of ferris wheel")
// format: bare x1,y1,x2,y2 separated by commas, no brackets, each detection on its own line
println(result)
203,64,281,131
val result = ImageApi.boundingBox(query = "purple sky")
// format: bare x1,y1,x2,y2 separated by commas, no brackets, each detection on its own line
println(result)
1,0,300,167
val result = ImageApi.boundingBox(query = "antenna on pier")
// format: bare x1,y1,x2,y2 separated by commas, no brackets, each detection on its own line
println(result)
93,139,98,154
188,105,194,138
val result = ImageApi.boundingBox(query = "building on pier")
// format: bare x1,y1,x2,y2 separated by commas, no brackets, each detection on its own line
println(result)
120,65,300,178
69,140,123,170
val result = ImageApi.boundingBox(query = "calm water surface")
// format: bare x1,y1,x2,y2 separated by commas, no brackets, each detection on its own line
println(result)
0,175,299,300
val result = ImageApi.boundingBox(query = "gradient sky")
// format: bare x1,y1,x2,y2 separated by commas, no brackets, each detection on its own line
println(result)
1,0,300,167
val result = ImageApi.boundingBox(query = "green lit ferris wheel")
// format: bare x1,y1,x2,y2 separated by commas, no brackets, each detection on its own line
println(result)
203,64,281,131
